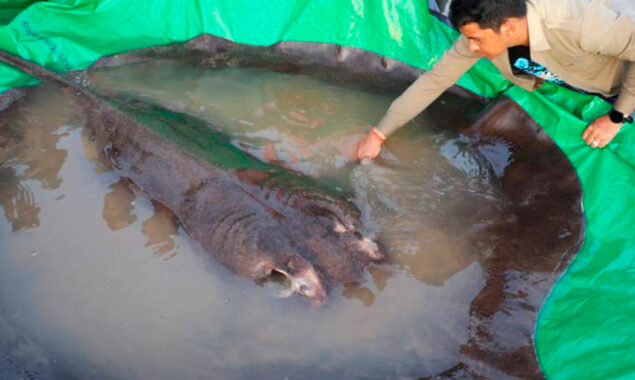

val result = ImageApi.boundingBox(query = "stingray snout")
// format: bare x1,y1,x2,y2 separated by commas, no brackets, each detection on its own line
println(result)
275,254,327,303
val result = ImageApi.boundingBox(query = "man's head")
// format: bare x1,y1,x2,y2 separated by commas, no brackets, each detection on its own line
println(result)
449,0,528,60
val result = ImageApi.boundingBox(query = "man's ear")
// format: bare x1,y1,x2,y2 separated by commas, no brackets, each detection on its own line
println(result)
501,20,515,38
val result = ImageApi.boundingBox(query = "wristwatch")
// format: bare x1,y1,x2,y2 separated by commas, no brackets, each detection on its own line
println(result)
609,109,634,124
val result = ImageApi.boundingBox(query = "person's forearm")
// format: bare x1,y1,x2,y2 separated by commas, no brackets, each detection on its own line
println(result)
614,62,635,116
375,74,451,137
374,36,479,138
581,4,635,114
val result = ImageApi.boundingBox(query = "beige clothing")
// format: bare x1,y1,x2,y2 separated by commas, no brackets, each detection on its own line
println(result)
376,0,635,137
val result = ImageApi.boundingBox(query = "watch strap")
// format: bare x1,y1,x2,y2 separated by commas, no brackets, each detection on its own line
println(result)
609,109,633,124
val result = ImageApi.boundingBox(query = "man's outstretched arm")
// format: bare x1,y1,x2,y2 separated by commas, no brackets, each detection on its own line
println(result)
356,35,479,160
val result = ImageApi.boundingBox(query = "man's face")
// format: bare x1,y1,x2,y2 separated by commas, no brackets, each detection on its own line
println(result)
459,22,510,60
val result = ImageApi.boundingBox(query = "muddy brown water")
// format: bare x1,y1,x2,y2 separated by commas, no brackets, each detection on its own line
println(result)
0,62,573,379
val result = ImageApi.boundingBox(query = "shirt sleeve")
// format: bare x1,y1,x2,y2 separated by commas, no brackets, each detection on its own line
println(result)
375,35,480,137
581,1,635,115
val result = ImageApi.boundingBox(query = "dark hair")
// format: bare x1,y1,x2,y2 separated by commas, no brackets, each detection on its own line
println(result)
449,0,527,30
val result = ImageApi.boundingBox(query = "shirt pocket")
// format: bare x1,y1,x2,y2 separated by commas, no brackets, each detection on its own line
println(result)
554,50,609,74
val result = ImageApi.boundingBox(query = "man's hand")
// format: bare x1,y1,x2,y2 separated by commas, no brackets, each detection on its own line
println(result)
355,127,385,160
582,114,623,149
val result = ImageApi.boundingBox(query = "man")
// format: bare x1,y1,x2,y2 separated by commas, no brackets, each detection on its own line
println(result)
356,0,635,159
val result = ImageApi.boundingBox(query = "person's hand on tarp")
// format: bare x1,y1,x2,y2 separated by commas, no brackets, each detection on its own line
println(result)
582,113,630,149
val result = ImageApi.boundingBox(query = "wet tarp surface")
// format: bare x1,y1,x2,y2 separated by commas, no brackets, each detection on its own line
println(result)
0,1,634,378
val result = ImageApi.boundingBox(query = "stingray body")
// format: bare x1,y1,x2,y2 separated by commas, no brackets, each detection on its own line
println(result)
0,36,587,377
0,50,382,303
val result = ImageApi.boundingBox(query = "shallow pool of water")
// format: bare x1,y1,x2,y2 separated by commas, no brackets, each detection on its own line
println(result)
0,65,511,379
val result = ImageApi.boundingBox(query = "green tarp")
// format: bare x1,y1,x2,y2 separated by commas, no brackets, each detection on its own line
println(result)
0,1,633,378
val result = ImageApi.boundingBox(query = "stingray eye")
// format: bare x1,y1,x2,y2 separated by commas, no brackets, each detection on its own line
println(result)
333,221,348,233
299,284,310,294
303,204,337,222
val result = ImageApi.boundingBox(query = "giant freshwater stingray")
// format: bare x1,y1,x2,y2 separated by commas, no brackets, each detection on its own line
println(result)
87,36,585,379
0,49,383,304
0,36,585,379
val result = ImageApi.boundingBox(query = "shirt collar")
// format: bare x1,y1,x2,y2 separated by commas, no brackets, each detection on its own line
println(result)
526,0,551,52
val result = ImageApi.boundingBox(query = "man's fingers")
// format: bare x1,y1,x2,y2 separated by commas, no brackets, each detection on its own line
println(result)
588,135,601,148
584,128,599,146
356,140,371,161
351,141,361,161
583,125,596,142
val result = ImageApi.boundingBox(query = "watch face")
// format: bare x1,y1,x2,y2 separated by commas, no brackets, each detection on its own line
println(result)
610,110,624,123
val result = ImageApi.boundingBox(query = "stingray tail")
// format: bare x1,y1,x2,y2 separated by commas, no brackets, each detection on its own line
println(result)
0,49,75,90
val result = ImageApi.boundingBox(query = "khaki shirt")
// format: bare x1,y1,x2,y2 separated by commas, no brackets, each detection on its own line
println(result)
376,0,635,137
